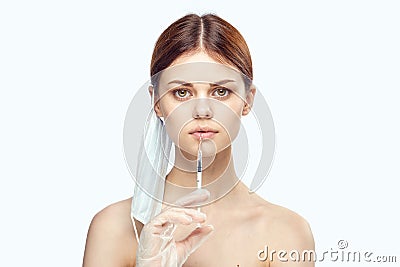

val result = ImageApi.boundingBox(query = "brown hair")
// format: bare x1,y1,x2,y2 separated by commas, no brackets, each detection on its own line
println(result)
150,13,253,87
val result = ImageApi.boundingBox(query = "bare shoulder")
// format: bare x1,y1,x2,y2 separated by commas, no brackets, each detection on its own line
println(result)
251,196,315,266
83,197,136,267
249,194,314,247
267,201,313,244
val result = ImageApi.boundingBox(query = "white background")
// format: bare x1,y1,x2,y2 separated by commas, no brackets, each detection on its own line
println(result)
1,1,399,266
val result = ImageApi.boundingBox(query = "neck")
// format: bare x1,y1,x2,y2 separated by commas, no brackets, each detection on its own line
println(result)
164,145,240,205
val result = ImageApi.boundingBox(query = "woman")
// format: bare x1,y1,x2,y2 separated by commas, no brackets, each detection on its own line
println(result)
83,13,314,267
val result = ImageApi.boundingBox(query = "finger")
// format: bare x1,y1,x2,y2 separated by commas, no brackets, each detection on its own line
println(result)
151,208,206,233
179,207,207,222
176,225,214,262
152,211,191,229
155,207,206,225
174,189,210,207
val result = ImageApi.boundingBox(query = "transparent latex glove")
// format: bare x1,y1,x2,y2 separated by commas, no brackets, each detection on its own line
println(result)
136,189,214,267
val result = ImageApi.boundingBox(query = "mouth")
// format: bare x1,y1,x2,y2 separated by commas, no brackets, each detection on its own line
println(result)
189,127,219,139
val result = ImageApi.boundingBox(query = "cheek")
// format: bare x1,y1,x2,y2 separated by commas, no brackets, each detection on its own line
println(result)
213,99,244,143
163,113,185,145
219,116,241,143
161,100,193,145
158,96,176,118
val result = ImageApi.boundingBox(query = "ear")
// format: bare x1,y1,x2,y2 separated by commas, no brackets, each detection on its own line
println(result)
242,85,256,116
148,85,163,118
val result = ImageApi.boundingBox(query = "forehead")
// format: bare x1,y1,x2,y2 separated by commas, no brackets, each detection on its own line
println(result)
157,62,246,91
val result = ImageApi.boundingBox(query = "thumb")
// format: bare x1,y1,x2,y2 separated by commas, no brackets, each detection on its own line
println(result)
175,225,214,263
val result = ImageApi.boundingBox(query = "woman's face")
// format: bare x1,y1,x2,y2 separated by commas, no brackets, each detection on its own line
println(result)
153,52,255,158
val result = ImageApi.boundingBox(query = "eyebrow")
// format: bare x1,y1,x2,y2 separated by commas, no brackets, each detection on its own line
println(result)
167,79,236,86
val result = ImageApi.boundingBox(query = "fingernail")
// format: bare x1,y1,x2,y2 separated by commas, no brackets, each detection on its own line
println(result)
206,224,214,230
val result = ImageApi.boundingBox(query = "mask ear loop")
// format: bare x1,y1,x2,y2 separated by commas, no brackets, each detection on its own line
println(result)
132,214,141,245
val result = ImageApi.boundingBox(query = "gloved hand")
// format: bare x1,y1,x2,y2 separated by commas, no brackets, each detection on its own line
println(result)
136,189,214,267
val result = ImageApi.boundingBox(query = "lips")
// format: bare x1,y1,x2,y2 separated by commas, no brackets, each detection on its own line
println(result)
189,126,218,139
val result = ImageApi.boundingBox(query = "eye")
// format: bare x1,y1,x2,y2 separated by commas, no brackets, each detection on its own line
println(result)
173,88,192,100
212,87,230,98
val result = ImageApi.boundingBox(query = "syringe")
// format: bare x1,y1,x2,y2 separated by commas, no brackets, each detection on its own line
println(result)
196,137,203,217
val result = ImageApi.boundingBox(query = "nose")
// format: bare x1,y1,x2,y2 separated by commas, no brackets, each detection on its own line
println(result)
192,98,213,119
